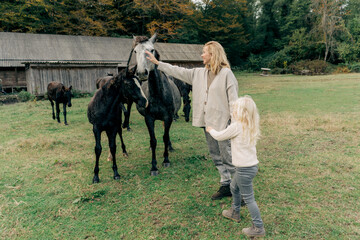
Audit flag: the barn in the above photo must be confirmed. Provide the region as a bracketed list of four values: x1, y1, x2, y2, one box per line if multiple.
[0, 32, 203, 95]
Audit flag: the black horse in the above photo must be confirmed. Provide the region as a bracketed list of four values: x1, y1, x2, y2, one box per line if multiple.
[133, 34, 181, 176]
[95, 75, 130, 162]
[97, 73, 135, 132]
[47, 82, 72, 125]
[88, 69, 148, 183]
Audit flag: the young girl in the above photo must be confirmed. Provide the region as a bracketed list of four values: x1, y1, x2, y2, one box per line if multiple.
[206, 95, 265, 238]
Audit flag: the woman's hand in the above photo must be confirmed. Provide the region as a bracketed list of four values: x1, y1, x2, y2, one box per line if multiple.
[206, 126, 213, 132]
[145, 50, 159, 65]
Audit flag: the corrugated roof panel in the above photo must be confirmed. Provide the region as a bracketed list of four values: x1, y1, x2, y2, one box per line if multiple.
[0, 32, 203, 67]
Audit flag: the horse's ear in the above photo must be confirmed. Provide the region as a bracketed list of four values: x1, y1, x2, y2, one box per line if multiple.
[149, 33, 157, 44]
[69, 86, 72, 90]
[62, 86, 65, 91]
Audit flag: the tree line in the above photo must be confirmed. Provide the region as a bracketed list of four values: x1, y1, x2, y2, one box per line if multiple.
[1, 0, 360, 71]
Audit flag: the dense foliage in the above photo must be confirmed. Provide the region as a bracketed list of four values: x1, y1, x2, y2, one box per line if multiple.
[1, 0, 359, 70]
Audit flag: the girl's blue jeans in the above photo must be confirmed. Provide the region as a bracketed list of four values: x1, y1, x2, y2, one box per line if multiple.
[231, 165, 264, 228]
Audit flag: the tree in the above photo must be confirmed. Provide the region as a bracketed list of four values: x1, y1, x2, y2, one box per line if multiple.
[131, 0, 195, 40]
[311, 0, 349, 62]
[249, 0, 280, 53]
[195, 0, 249, 65]
[276, 0, 312, 48]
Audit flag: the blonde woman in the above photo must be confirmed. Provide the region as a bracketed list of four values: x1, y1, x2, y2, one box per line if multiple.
[146, 41, 238, 200]
[206, 96, 265, 238]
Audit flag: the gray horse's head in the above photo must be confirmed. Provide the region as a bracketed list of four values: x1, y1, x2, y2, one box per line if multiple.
[133, 33, 157, 81]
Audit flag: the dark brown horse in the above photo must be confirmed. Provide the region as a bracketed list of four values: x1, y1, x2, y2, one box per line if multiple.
[170, 77, 192, 122]
[88, 69, 148, 183]
[47, 82, 72, 125]
[133, 34, 181, 176]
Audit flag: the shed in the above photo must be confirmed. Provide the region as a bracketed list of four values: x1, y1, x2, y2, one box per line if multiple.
[0, 32, 203, 94]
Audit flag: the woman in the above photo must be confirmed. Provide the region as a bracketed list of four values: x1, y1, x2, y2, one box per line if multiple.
[146, 41, 238, 200]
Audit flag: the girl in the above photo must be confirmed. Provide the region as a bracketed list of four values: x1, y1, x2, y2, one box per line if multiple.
[206, 95, 265, 238]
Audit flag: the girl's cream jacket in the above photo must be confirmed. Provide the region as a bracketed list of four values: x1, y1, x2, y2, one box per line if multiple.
[158, 61, 238, 131]
[209, 122, 259, 167]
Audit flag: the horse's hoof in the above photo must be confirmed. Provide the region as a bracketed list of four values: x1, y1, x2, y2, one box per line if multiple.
[64, 123, 68, 125]
[169, 148, 175, 152]
[127, 128, 131, 132]
[163, 162, 170, 167]
[92, 177, 100, 184]
[150, 170, 159, 176]
[123, 152, 129, 158]
[114, 175, 120, 180]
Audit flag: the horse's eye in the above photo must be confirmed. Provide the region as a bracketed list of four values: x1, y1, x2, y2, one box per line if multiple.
[150, 49, 154, 53]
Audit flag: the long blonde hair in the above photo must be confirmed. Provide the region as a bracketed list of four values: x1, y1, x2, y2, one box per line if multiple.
[205, 41, 230, 75]
[231, 95, 260, 145]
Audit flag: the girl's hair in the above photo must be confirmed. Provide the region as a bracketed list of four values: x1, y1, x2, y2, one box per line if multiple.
[231, 95, 260, 145]
[204, 41, 230, 75]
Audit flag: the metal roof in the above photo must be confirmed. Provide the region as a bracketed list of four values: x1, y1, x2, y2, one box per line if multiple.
[0, 32, 203, 67]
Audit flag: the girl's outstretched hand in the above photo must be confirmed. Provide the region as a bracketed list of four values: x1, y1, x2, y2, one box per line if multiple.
[145, 50, 159, 65]
[206, 126, 213, 132]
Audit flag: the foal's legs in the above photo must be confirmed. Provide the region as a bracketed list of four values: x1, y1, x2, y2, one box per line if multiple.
[117, 125, 128, 157]
[55, 102, 61, 123]
[63, 103, 68, 125]
[106, 129, 120, 180]
[49, 99, 55, 120]
[93, 126, 102, 183]
[145, 116, 158, 176]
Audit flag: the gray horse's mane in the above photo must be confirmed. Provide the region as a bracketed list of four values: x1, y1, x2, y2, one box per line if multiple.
[132, 36, 149, 48]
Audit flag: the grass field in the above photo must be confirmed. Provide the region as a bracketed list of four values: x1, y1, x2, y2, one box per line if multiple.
[0, 72, 359, 239]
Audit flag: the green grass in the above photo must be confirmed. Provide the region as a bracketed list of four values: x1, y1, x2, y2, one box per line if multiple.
[0, 72, 359, 239]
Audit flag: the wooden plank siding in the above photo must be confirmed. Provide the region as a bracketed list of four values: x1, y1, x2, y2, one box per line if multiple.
[26, 63, 118, 95]
[0, 67, 26, 88]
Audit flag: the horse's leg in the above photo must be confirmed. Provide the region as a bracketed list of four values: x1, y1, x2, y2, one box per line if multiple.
[122, 101, 133, 131]
[55, 101, 61, 123]
[63, 103, 68, 125]
[162, 117, 173, 167]
[93, 125, 102, 183]
[183, 93, 191, 122]
[145, 116, 158, 175]
[106, 128, 120, 180]
[117, 125, 128, 157]
[49, 99, 55, 120]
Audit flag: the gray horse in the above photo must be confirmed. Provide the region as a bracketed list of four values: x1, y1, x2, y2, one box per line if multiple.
[133, 34, 181, 176]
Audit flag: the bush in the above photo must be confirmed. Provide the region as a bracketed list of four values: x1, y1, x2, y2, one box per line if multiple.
[17, 90, 35, 102]
[289, 60, 331, 75]
[267, 49, 292, 69]
[334, 66, 351, 74]
[347, 62, 360, 73]
[271, 68, 288, 74]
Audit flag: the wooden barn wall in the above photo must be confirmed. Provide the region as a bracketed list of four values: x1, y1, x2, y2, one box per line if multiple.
[0, 67, 26, 88]
[26, 65, 118, 95]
